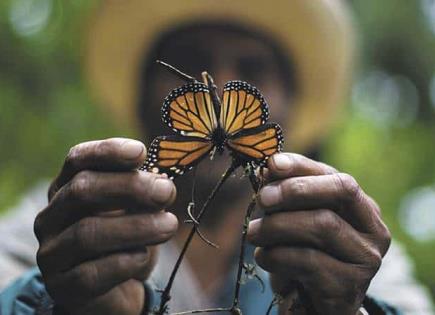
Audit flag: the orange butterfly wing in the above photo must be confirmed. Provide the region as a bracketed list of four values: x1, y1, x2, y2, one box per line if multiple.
[141, 136, 213, 179]
[226, 123, 283, 166]
[162, 82, 218, 138]
[219, 81, 269, 136]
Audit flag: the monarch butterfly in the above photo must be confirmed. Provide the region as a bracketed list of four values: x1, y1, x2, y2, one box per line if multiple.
[141, 61, 283, 179]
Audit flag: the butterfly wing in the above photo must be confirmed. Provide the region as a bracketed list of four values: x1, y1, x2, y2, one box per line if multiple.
[219, 81, 270, 136]
[162, 82, 218, 138]
[141, 136, 213, 179]
[227, 123, 283, 166]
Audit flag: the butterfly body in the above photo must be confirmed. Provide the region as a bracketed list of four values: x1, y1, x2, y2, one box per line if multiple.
[142, 78, 283, 179]
[210, 126, 227, 154]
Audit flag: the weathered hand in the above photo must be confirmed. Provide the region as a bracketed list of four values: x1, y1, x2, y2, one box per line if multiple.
[34, 138, 178, 315]
[247, 153, 391, 315]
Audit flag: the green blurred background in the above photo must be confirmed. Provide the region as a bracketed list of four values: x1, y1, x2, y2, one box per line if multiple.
[0, 0, 434, 300]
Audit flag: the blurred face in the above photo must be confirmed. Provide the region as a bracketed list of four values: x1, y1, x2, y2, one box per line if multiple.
[140, 26, 294, 226]
[145, 27, 294, 138]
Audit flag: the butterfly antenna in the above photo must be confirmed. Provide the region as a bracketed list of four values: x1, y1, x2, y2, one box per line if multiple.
[202, 71, 221, 116]
[156, 60, 197, 83]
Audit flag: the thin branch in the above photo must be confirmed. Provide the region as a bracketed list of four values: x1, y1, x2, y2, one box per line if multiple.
[232, 164, 261, 310]
[265, 293, 286, 315]
[265, 298, 275, 315]
[232, 194, 257, 309]
[157, 161, 239, 315]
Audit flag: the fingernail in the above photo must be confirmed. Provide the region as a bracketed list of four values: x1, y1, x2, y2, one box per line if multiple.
[259, 185, 281, 207]
[248, 219, 261, 241]
[272, 153, 292, 171]
[151, 178, 175, 205]
[121, 140, 145, 160]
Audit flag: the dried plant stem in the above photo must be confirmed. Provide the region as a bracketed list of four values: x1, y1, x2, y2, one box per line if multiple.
[265, 298, 275, 315]
[232, 194, 257, 310]
[232, 167, 261, 312]
[165, 165, 260, 315]
[158, 162, 239, 315]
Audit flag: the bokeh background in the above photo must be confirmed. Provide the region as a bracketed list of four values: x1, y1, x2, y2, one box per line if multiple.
[0, 0, 435, 300]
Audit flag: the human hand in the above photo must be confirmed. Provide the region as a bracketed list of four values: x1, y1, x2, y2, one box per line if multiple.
[34, 138, 178, 315]
[247, 153, 391, 315]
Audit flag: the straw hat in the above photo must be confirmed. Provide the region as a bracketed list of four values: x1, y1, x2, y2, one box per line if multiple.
[86, 0, 354, 152]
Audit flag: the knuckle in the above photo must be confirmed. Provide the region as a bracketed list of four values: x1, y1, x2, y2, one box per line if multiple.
[73, 218, 98, 254]
[33, 212, 44, 240]
[314, 210, 343, 237]
[128, 172, 153, 207]
[303, 248, 318, 269]
[48, 181, 59, 201]
[69, 171, 93, 201]
[285, 177, 307, 197]
[283, 153, 298, 171]
[287, 153, 304, 166]
[36, 247, 49, 271]
[65, 144, 82, 170]
[378, 224, 392, 255]
[318, 161, 338, 174]
[70, 264, 99, 295]
[366, 250, 383, 273]
[335, 173, 362, 201]
[132, 171, 149, 196]
[358, 243, 383, 272]
[95, 139, 113, 156]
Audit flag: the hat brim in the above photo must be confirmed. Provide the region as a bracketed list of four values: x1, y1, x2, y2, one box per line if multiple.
[86, 0, 354, 152]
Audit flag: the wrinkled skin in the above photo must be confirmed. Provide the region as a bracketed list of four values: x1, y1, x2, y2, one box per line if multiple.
[34, 138, 178, 315]
[248, 153, 391, 314]
[34, 139, 390, 315]
[34, 28, 391, 315]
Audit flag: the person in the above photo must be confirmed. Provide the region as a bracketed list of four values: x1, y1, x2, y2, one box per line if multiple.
[0, 0, 434, 314]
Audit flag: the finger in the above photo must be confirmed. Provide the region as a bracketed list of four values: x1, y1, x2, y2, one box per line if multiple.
[38, 212, 178, 272]
[258, 172, 381, 233]
[68, 280, 145, 315]
[265, 153, 337, 181]
[46, 251, 149, 305]
[35, 171, 176, 238]
[248, 210, 382, 264]
[255, 247, 372, 314]
[255, 247, 349, 288]
[49, 138, 146, 199]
